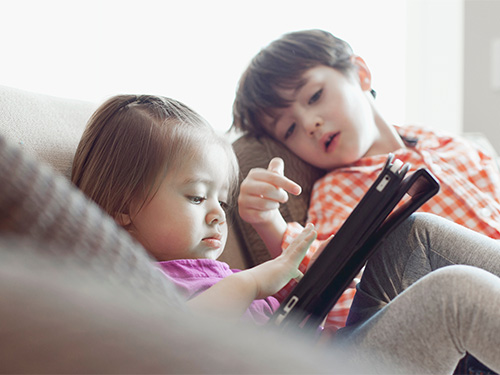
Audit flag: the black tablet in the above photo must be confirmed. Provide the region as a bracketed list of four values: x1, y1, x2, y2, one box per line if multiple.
[268, 154, 440, 332]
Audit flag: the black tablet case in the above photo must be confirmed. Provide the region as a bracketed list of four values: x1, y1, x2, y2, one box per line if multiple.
[268, 154, 440, 332]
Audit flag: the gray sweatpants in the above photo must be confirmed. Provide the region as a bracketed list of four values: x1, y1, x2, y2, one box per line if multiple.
[336, 212, 500, 374]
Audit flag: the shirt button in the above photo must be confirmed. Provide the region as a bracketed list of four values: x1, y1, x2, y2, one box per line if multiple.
[480, 207, 492, 218]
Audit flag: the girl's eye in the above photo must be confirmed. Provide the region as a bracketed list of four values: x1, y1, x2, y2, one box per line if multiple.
[284, 123, 296, 140]
[308, 89, 323, 105]
[189, 196, 206, 204]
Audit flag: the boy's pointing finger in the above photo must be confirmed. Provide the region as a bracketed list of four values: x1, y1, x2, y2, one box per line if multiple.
[267, 157, 301, 196]
[268, 157, 285, 175]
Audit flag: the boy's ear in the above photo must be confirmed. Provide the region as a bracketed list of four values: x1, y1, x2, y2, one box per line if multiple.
[351, 55, 372, 91]
[115, 213, 132, 227]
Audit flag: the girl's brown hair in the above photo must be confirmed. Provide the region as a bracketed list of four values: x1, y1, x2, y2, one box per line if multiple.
[71, 95, 238, 224]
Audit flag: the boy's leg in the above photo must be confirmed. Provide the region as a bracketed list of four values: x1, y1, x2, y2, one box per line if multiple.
[348, 212, 500, 325]
[337, 265, 500, 374]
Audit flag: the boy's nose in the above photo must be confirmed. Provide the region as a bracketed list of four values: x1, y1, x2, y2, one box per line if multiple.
[308, 122, 322, 136]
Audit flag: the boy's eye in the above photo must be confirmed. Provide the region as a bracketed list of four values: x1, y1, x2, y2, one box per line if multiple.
[308, 89, 323, 105]
[284, 123, 296, 140]
[219, 201, 230, 212]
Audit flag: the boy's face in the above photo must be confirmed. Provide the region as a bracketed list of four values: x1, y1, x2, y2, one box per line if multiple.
[264, 64, 382, 170]
[128, 143, 230, 262]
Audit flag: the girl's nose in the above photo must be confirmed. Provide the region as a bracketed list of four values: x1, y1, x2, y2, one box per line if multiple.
[207, 204, 226, 226]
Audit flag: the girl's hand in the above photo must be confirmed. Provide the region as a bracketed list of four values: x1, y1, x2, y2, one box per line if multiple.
[308, 234, 333, 270]
[238, 157, 302, 226]
[247, 223, 317, 299]
[187, 224, 316, 320]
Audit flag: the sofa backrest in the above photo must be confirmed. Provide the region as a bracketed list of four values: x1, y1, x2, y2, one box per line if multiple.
[0, 85, 97, 179]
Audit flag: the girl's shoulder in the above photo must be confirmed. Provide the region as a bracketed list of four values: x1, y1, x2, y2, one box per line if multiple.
[157, 258, 234, 279]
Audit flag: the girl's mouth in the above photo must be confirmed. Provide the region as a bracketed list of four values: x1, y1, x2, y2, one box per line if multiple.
[202, 238, 223, 249]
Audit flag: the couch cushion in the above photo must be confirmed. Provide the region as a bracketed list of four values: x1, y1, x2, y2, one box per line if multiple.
[231, 134, 325, 266]
[0, 85, 97, 179]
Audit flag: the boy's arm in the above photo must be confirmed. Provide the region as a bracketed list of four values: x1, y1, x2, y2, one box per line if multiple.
[187, 224, 316, 320]
[238, 157, 302, 258]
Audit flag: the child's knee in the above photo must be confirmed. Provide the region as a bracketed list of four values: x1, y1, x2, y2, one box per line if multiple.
[387, 212, 435, 243]
[423, 265, 498, 297]
[407, 212, 444, 235]
[399, 212, 456, 250]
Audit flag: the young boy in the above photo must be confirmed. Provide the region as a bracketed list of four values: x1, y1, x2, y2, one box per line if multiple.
[232, 29, 500, 330]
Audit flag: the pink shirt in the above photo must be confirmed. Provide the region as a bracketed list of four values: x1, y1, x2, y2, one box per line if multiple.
[157, 258, 280, 325]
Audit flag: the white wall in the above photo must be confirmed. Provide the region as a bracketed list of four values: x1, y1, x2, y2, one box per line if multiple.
[4, 0, 482, 143]
[464, 0, 500, 153]
[0, 0, 407, 134]
[405, 0, 464, 135]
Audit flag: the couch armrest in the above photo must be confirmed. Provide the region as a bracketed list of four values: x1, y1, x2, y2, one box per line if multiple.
[0, 85, 97, 179]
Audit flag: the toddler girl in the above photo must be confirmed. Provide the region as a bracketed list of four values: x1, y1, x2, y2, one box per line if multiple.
[71, 94, 317, 322]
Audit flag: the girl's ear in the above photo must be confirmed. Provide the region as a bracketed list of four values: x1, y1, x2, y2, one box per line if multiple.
[351, 55, 372, 91]
[115, 213, 132, 227]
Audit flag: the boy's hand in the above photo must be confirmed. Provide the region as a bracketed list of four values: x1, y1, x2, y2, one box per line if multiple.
[247, 223, 317, 299]
[238, 157, 302, 226]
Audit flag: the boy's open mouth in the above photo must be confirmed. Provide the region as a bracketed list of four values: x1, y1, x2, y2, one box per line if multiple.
[324, 132, 340, 151]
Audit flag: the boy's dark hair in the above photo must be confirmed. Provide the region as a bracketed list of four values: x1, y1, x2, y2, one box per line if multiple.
[232, 29, 357, 138]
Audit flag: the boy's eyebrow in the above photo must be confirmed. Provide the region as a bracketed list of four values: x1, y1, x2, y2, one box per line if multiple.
[268, 114, 281, 130]
[266, 81, 306, 130]
[264, 105, 288, 131]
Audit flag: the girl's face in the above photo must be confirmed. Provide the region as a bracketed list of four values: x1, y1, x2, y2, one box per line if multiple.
[128, 143, 231, 261]
[265, 63, 383, 171]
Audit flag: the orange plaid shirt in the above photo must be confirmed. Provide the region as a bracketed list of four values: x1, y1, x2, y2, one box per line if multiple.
[276, 125, 500, 332]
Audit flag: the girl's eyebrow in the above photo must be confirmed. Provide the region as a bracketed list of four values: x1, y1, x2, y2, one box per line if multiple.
[182, 176, 230, 191]
[181, 177, 211, 186]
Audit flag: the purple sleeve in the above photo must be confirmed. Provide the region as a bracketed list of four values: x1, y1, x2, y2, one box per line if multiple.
[157, 259, 281, 325]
